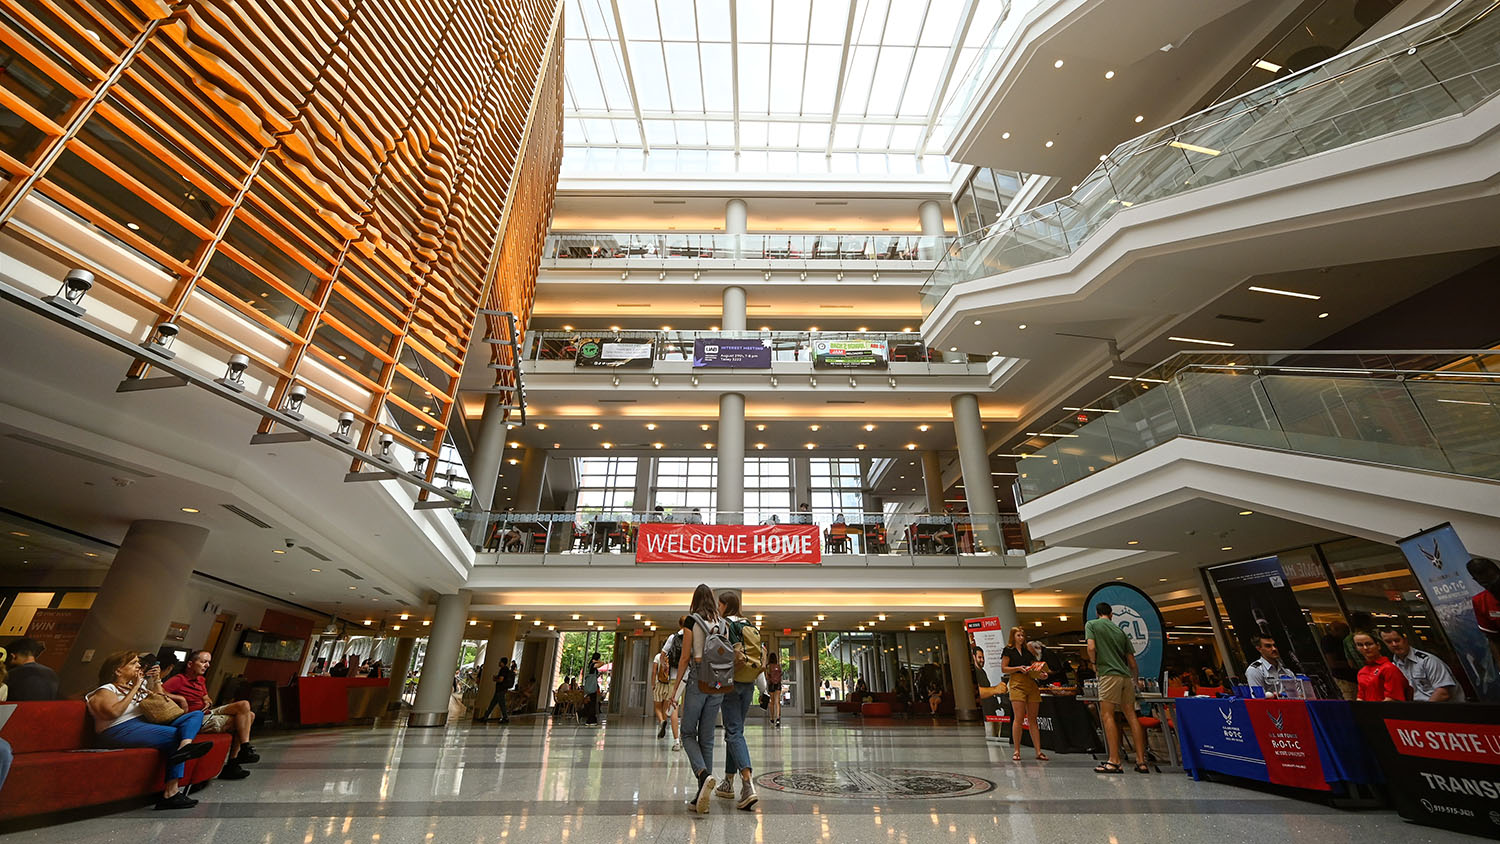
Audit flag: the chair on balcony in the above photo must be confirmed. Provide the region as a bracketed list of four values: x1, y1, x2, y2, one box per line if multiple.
[827, 523, 850, 553]
[571, 522, 590, 551]
[527, 524, 549, 551]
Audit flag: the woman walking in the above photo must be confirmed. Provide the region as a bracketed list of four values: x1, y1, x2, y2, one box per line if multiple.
[765, 651, 783, 727]
[582, 652, 603, 725]
[1001, 626, 1049, 761]
[671, 584, 728, 814]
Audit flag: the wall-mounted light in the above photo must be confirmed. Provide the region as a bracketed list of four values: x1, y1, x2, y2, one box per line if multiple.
[375, 432, 395, 462]
[809, 376, 817, 387]
[887, 377, 897, 388]
[690, 375, 699, 386]
[848, 376, 857, 388]
[215, 353, 250, 392]
[281, 384, 308, 421]
[769, 375, 778, 387]
[658, 271, 666, 280]
[798, 271, 807, 281]
[142, 322, 179, 359]
[763, 271, 771, 281]
[871, 271, 879, 282]
[835, 271, 843, 281]
[621, 270, 629, 280]
[412, 453, 429, 475]
[692, 270, 700, 280]
[651, 375, 660, 386]
[44, 269, 94, 316]
[611, 374, 620, 387]
[332, 411, 355, 443]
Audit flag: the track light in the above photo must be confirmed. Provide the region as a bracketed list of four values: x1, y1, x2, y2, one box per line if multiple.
[141, 321, 179, 359]
[332, 411, 355, 443]
[611, 374, 620, 387]
[691, 375, 699, 386]
[281, 384, 308, 421]
[215, 353, 250, 392]
[848, 376, 857, 388]
[413, 453, 429, 475]
[651, 375, 660, 386]
[809, 376, 817, 387]
[375, 432, 395, 462]
[769, 375, 778, 387]
[45, 269, 94, 316]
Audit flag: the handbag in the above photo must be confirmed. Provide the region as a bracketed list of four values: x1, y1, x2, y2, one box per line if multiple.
[139, 691, 185, 725]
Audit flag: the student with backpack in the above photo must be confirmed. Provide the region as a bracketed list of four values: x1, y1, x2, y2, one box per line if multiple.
[713, 590, 762, 810]
[669, 583, 733, 814]
[653, 630, 684, 750]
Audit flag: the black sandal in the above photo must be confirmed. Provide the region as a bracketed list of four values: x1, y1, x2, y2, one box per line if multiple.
[1094, 762, 1124, 773]
[1134, 763, 1151, 774]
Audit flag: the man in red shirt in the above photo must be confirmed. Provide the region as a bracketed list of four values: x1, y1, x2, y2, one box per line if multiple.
[1468, 557, 1500, 669]
[163, 651, 259, 779]
[1352, 630, 1411, 701]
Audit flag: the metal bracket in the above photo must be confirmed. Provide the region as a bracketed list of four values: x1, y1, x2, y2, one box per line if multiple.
[344, 470, 398, 483]
[116, 375, 188, 392]
[414, 498, 462, 510]
[249, 431, 312, 445]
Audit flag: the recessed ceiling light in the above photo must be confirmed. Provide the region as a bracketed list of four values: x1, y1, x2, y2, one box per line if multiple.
[609, 325, 621, 331]
[1104, 70, 1115, 79]
[272, 549, 286, 554]
[1135, 115, 1145, 124]
[646, 423, 657, 430]
[1159, 578, 1168, 582]
[601, 442, 613, 449]
[863, 424, 876, 431]
[180, 507, 199, 513]
[1221, 546, 1233, 551]
[755, 424, 767, 431]
[918, 424, 930, 432]
[1001, 132, 1011, 139]
[1168, 336, 1234, 347]
[1127, 540, 1140, 545]
[590, 423, 601, 430]
[949, 346, 958, 352]
[1034, 620, 1043, 627]
[1239, 510, 1253, 516]
[905, 443, 917, 450]
[809, 424, 820, 431]
[973, 319, 982, 325]
[1253, 59, 1283, 73]
[1018, 324, 1027, 330]
[703, 442, 714, 449]
[805, 443, 816, 449]
[700, 424, 711, 431]
[562, 324, 574, 331]
[1044, 140, 1054, 148]
[652, 442, 663, 449]
[349, 585, 357, 590]
[311, 568, 321, 573]
[1053, 59, 1064, 68]
[1317, 312, 1330, 319]
[126, 221, 141, 231]
[755, 442, 766, 450]
[1248, 285, 1321, 300]
[760, 326, 771, 331]
[661, 325, 671, 330]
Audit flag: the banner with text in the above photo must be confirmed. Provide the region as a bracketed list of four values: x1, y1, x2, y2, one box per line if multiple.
[1207, 556, 1337, 698]
[1396, 523, 1500, 701]
[635, 523, 820, 564]
[1353, 701, 1500, 837]
[965, 617, 1009, 722]
[812, 338, 889, 369]
[1082, 582, 1166, 687]
[574, 338, 655, 369]
[1244, 699, 1331, 791]
[693, 338, 771, 368]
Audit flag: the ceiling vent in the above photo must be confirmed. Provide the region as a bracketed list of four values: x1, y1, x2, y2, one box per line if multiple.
[814, 200, 849, 205]
[302, 546, 332, 561]
[598, 398, 638, 403]
[1214, 313, 1264, 324]
[339, 568, 364, 580]
[374, 587, 392, 595]
[652, 199, 687, 205]
[826, 399, 867, 404]
[221, 504, 272, 529]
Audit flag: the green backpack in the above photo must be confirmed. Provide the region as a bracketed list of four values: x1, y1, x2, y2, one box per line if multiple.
[728, 617, 765, 683]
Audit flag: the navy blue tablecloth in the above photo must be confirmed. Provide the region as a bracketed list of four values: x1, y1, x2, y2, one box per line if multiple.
[1175, 697, 1380, 791]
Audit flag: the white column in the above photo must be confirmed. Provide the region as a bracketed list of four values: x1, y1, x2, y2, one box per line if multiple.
[633, 456, 653, 515]
[921, 450, 945, 512]
[721, 285, 747, 331]
[717, 392, 745, 524]
[475, 620, 519, 715]
[982, 589, 1019, 633]
[918, 200, 945, 260]
[385, 636, 416, 710]
[952, 393, 1000, 553]
[793, 456, 812, 514]
[466, 394, 508, 545]
[409, 592, 472, 727]
[726, 198, 748, 260]
[945, 621, 980, 721]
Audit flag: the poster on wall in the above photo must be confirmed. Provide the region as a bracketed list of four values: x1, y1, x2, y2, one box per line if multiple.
[811, 338, 889, 369]
[964, 617, 1009, 722]
[1206, 556, 1336, 697]
[1353, 701, 1500, 837]
[1082, 582, 1166, 686]
[573, 337, 655, 368]
[1397, 523, 1500, 701]
[693, 338, 771, 368]
[24, 608, 88, 671]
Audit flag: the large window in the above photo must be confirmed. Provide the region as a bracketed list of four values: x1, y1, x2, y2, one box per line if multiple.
[744, 457, 792, 524]
[655, 457, 717, 520]
[810, 458, 865, 523]
[575, 457, 639, 517]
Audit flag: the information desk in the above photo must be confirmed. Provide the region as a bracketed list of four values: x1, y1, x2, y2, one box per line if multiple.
[294, 677, 390, 726]
[994, 694, 1103, 754]
[1175, 698, 1379, 793]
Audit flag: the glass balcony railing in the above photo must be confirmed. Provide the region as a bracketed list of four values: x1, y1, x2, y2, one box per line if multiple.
[922, 0, 1500, 314]
[1014, 350, 1500, 503]
[524, 329, 990, 371]
[544, 233, 945, 265]
[455, 509, 1031, 565]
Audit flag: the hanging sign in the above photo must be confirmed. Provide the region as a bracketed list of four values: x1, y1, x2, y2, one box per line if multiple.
[635, 523, 820, 564]
[1082, 581, 1166, 686]
[1396, 523, 1500, 701]
[812, 338, 889, 369]
[693, 338, 771, 368]
[574, 338, 655, 368]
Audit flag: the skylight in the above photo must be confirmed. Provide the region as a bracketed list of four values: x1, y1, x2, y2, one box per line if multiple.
[562, 0, 1021, 169]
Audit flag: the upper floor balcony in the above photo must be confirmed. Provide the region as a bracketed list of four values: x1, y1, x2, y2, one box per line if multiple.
[543, 233, 944, 272]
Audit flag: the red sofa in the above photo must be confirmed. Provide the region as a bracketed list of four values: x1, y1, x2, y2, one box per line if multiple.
[0, 701, 230, 821]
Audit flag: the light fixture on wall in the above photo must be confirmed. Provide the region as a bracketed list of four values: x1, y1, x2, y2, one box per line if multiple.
[611, 375, 620, 387]
[332, 411, 355, 443]
[691, 375, 700, 386]
[692, 270, 700, 280]
[375, 432, 395, 462]
[215, 353, 250, 392]
[44, 269, 95, 316]
[763, 271, 771, 281]
[280, 384, 308, 421]
[658, 271, 666, 280]
[651, 375, 659, 386]
[887, 376, 897, 388]
[142, 322, 179, 359]
[620, 270, 629, 280]
[809, 376, 817, 387]
[798, 271, 807, 281]
[412, 453, 429, 475]
[835, 271, 843, 281]
[848, 376, 857, 388]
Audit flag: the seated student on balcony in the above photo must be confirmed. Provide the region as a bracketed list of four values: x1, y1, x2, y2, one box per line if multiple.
[86, 651, 215, 810]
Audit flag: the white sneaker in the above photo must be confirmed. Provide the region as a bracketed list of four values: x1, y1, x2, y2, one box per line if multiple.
[672, 739, 682, 751]
[695, 776, 716, 814]
[737, 780, 759, 810]
[714, 779, 736, 799]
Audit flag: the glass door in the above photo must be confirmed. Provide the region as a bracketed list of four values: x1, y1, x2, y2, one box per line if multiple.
[620, 637, 652, 718]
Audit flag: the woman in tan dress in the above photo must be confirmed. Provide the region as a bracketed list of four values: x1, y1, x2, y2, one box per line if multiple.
[1001, 626, 1049, 762]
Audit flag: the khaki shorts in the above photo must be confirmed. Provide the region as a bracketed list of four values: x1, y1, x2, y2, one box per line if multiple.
[201, 704, 235, 734]
[1097, 674, 1135, 709]
[652, 679, 682, 703]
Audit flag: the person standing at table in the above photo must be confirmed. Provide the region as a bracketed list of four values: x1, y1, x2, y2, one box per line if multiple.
[1001, 627, 1048, 762]
[1353, 630, 1411, 701]
[1381, 628, 1464, 702]
[1086, 602, 1149, 774]
[1244, 635, 1293, 697]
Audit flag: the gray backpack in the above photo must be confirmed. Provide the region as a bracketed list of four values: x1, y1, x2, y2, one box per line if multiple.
[692, 613, 735, 694]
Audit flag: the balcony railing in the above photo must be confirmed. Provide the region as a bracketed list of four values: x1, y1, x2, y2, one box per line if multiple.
[544, 233, 945, 266]
[922, 0, 1500, 314]
[456, 510, 1031, 566]
[524, 329, 989, 372]
[1014, 350, 1500, 503]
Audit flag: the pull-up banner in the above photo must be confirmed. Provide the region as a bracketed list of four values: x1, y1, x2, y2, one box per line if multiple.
[1396, 523, 1500, 701]
[635, 523, 821, 564]
[1082, 582, 1166, 688]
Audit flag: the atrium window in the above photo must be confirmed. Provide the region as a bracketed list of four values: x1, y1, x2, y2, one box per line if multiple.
[655, 457, 716, 520]
[433, 438, 472, 501]
[575, 456, 639, 517]
[810, 457, 864, 523]
[744, 457, 792, 524]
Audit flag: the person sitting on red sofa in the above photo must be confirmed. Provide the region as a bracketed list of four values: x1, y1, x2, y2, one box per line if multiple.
[163, 650, 259, 779]
[86, 650, 214, 810]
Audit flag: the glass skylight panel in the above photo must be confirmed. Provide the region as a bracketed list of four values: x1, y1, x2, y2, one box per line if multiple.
[592, 41, 633, 111]
[919, 1, 960, 47]
[900, 47, 946, 116]
[882, 0, 925, 47]
[699, 43, 734, 107]
[630, 41, 674, 111]
[853, 0, 891, 45]
[612, 119, 642, 145]
[736, 0, 771, 42]
[842, 44, 879, 116]
[740, 120, 770, 147]
[696, 0, 731, 40]
[808, 0, 851, 44]
[803, 45, 840, 115]
[868, 46, 912, 117]
[675, 120, 708, 145]
[663, 42, 704, 111]
[705, 120, 736, 146]
[643, 119, 678, 146]
[617, 0, 661, 39]
[657, 0, 699, 40]
[770, 43, 807, 109]
[738, 43, 771, 114]
[798, 122, 830, 148]
[583, 118, 617, 143]
[772, 0, 812, 42]
[767, 121, 799, 148]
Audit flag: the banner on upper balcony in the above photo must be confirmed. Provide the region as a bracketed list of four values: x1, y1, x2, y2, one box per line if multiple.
[811, 338, 889, 369]
[574, 338, 654, 368]
[693, 338, 771, 368]
[635, 523, 820, 564]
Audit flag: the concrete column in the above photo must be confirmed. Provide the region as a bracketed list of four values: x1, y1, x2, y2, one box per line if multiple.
[385, 636, 416, 710]
[920, 450, 945, 513]
[918, 200, 945, 262]
[952, 393, 1000, 553]
[409, 592, 472, 727]
[982, 589, 1019, 634]
[721, 285, 747, 331]
[633, 456, 653, 514]
[516, 447, 547, 511]
[792, 456, 812, 514]
[717, 392, 745, 524]
[466, 394, 509, 545]
[474, 620, 519, 715]
[58, 520, 208, 696]
[944, 620, 980, 721]
[726, 198, 748, 260]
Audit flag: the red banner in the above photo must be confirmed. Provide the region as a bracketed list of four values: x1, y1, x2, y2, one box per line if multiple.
[1383, 718, 1500, 764]
[635, 523, 820, 564]
[1244, 700, 1330, 791]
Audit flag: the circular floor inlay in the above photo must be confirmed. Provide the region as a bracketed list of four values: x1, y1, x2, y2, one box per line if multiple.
[756, 767, 995, 799]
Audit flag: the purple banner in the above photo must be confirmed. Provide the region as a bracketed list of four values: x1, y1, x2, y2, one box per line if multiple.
[693, 338, 770, 368]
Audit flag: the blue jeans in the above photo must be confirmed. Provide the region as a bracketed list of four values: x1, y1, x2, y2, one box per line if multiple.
[680, 683, 724, 778]
[722, 681, 755, 776]
[99, 711, 205, 781]
[0, 737, 11, 793]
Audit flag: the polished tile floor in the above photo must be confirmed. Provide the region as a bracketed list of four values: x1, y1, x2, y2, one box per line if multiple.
[3, 713, 1468, 843]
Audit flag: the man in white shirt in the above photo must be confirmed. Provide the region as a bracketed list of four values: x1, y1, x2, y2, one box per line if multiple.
[1244, 635, 1290, 697]
[1381, 628, 1464, 702]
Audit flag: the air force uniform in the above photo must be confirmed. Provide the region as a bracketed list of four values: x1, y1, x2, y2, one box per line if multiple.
[1392, 648, 1465, 702]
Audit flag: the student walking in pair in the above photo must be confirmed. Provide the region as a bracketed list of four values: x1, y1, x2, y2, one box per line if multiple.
[713, 591, 762, 810]
[670, 583, 735, 814]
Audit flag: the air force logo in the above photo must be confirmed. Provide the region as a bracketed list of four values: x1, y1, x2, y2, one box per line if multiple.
[1420, 541, 1443, 570]
[1219, 707, 1234, 724]
[1269, 709, 1285, 731]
